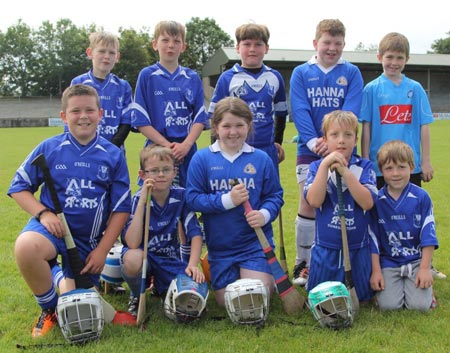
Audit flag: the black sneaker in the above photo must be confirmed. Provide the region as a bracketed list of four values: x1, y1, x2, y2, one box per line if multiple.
[128, 296, 139, 317]
[293, 261, 308, 286]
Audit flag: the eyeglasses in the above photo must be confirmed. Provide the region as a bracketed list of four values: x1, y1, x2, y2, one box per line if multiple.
[143, 167, 175, 176]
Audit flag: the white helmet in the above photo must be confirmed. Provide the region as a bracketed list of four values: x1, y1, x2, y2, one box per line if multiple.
[100, 244, 123, 285]
[308, 281, 353, 330]
[224, 278, 269, 325]
[164, 274, 209, 323]
[57, 289, 104, 344]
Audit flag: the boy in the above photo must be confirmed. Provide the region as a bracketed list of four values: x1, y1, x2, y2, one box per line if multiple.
[131, 20, 209, 188]
[120, 144, 204, 317]
[360, 32, 434, 189]
[290, 19, 364, 285]
[70, 31, 133, 153]
[304, 110, 377, 302]
[8, 84, 131, 338]
[370, 140, 438, 311]
[208, 23, 288, 171]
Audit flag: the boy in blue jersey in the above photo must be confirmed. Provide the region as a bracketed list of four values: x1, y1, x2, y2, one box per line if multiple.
[186, 97, 284, 306]
[8, 84, 132, 338]
[304, 110, 377, 302]
[131, 20, 208, 188]
[370, 140, 438, 311]
[70, 31, 133, 153]
[290, 19, 364, 286]
[120, 144, 204, 317]
[208, 23, 288, 171]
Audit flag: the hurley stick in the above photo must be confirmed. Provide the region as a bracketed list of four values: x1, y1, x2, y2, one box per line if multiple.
[278, 209, 288, 274]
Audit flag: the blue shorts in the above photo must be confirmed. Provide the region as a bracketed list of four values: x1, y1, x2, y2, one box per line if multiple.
[307, 244, 374, 302]
[209, 249, 271, 291]
[22, 218, 100, 286]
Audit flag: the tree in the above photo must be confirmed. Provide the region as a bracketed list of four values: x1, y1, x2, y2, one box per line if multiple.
[0, 20, 36, 95]
[115, 27, 155, 90]
[182, 17, 234, 75]
[431, 32, 450, 54]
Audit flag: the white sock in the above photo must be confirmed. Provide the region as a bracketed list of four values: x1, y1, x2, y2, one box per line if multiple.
[295, 215, 315, 267]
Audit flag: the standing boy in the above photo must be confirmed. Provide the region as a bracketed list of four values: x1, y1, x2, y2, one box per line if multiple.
[370, 140, 438, 311]
[8, 84, 131, 338]
[304, 110, 377, 302]
[290, 19, 363, 285]
[71, 31, 133, 153]
[131, 20, 209, 188]
[208, 23, 288, 170]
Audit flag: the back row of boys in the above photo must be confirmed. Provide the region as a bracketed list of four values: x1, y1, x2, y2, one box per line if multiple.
[9, 18, 439, 338]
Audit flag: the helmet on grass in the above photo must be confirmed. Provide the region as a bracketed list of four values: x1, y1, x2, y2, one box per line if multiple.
[164, 274, 209, 323]
[224, 278, 269, 325]
[56, 289, 104, 344]
[308, 281, 353, 330]
[100, 243, 123, 285]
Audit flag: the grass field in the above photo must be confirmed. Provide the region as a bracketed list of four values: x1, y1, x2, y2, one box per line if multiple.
[0, 121, 449, 352]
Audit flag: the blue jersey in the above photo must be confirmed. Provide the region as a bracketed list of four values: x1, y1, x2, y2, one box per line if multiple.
[370, 183, 439, 268]
[290, 57, 363, 163]
[121, 186, 202, 260]
[304, 155, 377, 250]
[131, 62, 208, 142]
[208, 63, 288, 148]
[8, 132, 132, 256]
[70, 70, 133, 146]
[359, 74, 434, 176]
[186, 142, 284, 259]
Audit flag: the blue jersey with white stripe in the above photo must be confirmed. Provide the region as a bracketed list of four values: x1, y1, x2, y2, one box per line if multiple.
[208, 63, 288, 148]
[290, 57, 363, 161]
[304, 155, 377, 250]
[70, 70, 133, 145]
[131, 62, 208, 142]
[186, 142, 283, 259]
[121, 186, 202, 260]
[8, 132, 131, 255]
[369, 183, 439, 268]
[359, 74, 434, 176]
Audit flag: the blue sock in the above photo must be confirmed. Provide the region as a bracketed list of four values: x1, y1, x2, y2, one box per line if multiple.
[51, 264, 64, 289]
[34, 286, 58, 311]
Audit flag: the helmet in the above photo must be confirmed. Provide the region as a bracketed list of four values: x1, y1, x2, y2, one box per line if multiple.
[200, 251, 211, 283]
[308, 281, 353, 330]
[100, 244, 123, 285]
[224, 278, 269, 325]
[57, 289, 104, 344]
[164, 274, 209, 323]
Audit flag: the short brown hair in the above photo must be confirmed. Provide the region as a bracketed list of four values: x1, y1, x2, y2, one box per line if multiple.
[315, 19, 346, 41]
[322, 110, 358, 137]
[61, 84, 100, 112]
[378, 32, 410, 57]
[377, 140, 415, 171]
[211, 97, 253, 140]
[235, 23, 270, 45]
[139, 144, 176, 170]
[153, 20, 186, 43]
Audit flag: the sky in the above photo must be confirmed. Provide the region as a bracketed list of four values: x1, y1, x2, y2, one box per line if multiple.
[1, 0, 448, 54]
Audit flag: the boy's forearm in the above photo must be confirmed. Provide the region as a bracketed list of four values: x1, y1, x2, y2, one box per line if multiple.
[340, 169, 374, 210]
[98, 212, 130, 255]
[184, 123, 205, 147]
[419, 246, 434, 270]
[361, 122, 371, 159]
[188, 235, 203, 267]
[138, 125, 171, 147]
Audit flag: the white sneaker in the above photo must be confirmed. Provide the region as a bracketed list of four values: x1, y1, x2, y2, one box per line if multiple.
[292, 261, 309, 286]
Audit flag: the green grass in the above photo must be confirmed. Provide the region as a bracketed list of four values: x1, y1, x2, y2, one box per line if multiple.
[1, 121, 449, 352]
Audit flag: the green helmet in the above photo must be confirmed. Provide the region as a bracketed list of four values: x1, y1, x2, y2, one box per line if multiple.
[308, 281, 353, 330]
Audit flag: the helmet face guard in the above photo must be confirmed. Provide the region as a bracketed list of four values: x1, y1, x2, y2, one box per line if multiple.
[164, 274, 209, 323]
[100, 244, 123, 285]
[224, 278, 269, 325]
[308, 281, 353, 330]
[57, 289, 104, 344]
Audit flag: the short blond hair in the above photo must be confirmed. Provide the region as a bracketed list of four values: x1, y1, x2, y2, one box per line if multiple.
[88, 31, 119, 50]
[153, 21, 186, 43]
[139, 144, 176, 170]
[378, 32, 410, 57]
[61, 84, 100, 112]
[235, 23, 270, 45]
[377, 140, 415, 171]
[315, 19, 345, 41]
[322, 110, 358, 137]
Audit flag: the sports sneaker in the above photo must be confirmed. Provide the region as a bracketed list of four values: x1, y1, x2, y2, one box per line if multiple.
[293, 261, 309, 286]
[31, 308, 57, 338]
[431, 266, 447, 279]
[128, 296, 139, 317]
[431, 291, 438, 310]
